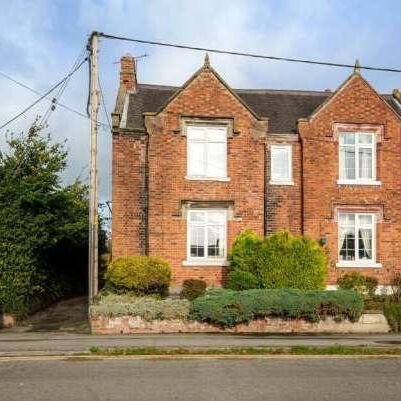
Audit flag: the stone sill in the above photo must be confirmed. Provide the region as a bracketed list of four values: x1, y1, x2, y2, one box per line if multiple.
[269, 180, 294, 186]
[336, 262, 382, 268]
[337, 180, 381, 186]
[185, 176, 231, 182]
[182, 260, 229, 267]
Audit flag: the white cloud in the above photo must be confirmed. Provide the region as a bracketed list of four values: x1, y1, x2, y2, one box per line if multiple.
[1, 0, 399, 208]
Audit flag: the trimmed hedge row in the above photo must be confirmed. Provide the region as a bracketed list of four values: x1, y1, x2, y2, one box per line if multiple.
[90, 294, 190, 321]
[191, 288, 364, 327]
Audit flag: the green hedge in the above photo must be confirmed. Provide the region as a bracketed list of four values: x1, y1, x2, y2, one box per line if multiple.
[337, 272, 378, 296]
[383, 303, 401, 333]
[228, 231, 327, 290]
[191, 289, 364, 327]
[90, 293, 190, 321]
[181, 279, 207, 301]
[104, 256, 171, 296]
[227, 270, 259, 291]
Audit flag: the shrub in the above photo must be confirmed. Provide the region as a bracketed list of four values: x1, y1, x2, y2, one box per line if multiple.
[227, 270, 259, 291]
[90, 293, 190, 321]
[229, 230, 327, 290]
[190, 288, 364, 327]
[383, 303, 401, 333]
[363, 295, 388, 311]
[181, 279, 207, 301]
[337, 272, 378, 296]
[230, 230, 262, 273]
[104, 256, 171, 296]
[390, 275, 401, 303]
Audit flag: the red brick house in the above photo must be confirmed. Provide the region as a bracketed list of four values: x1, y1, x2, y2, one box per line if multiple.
[111, 54, 401, 291]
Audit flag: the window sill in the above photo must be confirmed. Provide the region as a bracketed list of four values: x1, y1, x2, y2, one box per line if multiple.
[182, 260, 229, 267]
[185, 176, 231, 182]
[336, 262, 382, 269]
[269, 180, 294, 186]
[337, 180, 381, 186]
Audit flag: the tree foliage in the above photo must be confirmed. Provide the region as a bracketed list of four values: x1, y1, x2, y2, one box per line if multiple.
[0, 122, 90, 317]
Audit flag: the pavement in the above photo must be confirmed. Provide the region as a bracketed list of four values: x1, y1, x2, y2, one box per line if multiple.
[1, 357, 401, 401]
[1, 330, 401, 357]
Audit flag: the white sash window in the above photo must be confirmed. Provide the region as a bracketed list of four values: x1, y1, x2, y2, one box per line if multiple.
[339, 133, 377, 184]
[187, 126, 227, 180]
[270, 145, 293, 185]
[187, 209, 227, 264]
[337, 212, 381, 267]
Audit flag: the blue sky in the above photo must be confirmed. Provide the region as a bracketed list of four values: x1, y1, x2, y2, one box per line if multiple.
[1, 0, 400, 209]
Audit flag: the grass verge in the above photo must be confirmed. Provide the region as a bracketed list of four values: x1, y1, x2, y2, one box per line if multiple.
[86, 345, 401, 357]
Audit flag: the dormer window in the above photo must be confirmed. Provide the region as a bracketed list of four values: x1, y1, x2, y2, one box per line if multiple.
[338, 132, 380, 185]
[186, 125, 228, 181]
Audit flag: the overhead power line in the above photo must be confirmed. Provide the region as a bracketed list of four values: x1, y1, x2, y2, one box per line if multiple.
[0, 66, 108, 129]
[0, 71, 85, 119]
[39, 45, 87, 126]
[99, 32, 401, 74]
[0, 57, 88, 131]
[98, 76, 112, 131]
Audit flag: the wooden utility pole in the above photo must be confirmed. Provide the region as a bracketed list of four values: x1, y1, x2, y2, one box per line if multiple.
[88, 31, 99, 301]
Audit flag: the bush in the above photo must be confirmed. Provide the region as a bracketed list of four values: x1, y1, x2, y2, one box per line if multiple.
[90, 293, 190, 321]
[363, 295, 388, 311]
[181, 279, 207, 301]
[390, 275, 401, 303]
[383, 303, 401, 333]
[104, 256, 171, 296]
[229, 230, 327, 290]
[337, 272, 378, 296]
[230, 230, 262, 273]
[190, 288, 364, 327]
[227, 270, 259, 291]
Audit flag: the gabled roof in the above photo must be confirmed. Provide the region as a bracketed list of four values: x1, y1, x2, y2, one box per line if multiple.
[308, 72, 401, 122]
[124, 78, 401, 134]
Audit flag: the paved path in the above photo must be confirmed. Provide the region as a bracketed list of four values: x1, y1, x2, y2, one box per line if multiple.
[1, 357, 401, 400]
[1, 331, 401, 356]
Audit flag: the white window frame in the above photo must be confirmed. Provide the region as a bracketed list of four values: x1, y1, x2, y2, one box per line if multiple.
[183, 209, 228, 266]
[337, 132, 381, 185]
[186, 125, 229, 181]
[270, 145, 293, 185]
[336, 212, 382, 268]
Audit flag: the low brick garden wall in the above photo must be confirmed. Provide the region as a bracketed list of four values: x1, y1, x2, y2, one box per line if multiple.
[91, 313, 390, 335]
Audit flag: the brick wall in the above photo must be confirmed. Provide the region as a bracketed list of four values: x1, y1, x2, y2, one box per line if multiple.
[146, 67, 266, 286]
[112, 133, 147, 258]
[112, 64, 401, 288]
[265, 137, 302, 235]
[299, 73, 401, 285]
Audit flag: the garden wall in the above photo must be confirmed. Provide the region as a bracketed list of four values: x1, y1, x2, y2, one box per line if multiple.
[91, 313, 390, 335]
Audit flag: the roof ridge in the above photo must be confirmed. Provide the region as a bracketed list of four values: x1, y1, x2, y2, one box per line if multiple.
[136, 83, 331, 96]
[136, 82, 394, 97]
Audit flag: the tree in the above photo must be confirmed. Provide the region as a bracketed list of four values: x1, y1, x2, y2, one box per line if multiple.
[0, 122, 90, 317]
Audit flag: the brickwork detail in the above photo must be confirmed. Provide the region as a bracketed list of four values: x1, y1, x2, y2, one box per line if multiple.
[299, 74, 401, 285]
[112, 64, 401, 287]
[112, 134, 147, 257]
[91, 313, 390, 334]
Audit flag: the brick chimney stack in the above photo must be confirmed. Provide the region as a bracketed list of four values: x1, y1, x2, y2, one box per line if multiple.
[120, 54, 137, 92]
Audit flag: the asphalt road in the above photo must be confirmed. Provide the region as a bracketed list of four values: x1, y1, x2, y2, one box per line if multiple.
[1, 357, 401, 401]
